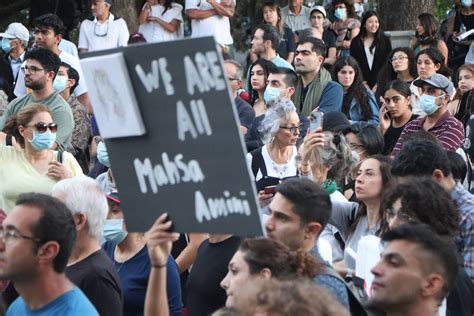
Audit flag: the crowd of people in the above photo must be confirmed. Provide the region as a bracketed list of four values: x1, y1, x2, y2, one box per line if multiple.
[0, 0, 473, 315]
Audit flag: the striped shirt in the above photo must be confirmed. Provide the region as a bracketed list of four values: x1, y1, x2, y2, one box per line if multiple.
[391, 110, 465, 156]
[451, 182, 474, 280]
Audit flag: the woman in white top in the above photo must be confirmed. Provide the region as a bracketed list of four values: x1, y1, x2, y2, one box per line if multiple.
[247, 97, 300, 194]
[138, 0, 184, 43]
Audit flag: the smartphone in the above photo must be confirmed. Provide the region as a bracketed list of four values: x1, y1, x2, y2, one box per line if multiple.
[310, 111, 324, 132]
[264, 185, 277, 196]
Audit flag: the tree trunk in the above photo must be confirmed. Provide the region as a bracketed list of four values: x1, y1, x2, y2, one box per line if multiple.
[378, 0, 436, 31]
[111, 0, 139, 33]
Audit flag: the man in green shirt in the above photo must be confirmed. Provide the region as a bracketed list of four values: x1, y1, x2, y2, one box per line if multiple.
[0, 47, 73, 150]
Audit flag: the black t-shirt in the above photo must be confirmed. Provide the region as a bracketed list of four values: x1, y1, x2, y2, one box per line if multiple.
[276, 26, 296, 61]
[186, 236, 241, 316]
[446, 262, 474, 316]
[65, 249, 123, 316]
[323, 29, 337, 49]
[382, 114, 418, 155]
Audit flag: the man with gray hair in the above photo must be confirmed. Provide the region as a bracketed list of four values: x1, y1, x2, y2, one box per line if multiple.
[52, 176, 123, 316]
[224, 59, 255, 134]
[0, 22, 29, 96]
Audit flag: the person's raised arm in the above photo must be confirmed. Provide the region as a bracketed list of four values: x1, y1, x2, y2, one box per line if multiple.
[144, 213, 180, 316]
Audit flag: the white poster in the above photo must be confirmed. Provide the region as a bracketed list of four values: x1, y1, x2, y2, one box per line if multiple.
[80, 52, 146, 138]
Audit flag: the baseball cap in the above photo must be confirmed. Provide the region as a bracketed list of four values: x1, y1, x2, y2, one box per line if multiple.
[106, 189, 120, 204]
[310, 6, 327, 19]
[413, 74, 455, 97]
[0, 23, 30, 42]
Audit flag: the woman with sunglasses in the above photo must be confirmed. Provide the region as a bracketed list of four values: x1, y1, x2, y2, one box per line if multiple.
[247, 97, 300, 197]
[0, 104, 83, 214]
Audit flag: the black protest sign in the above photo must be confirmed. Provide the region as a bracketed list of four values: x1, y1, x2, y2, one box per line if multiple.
[81, 37, 263, 236]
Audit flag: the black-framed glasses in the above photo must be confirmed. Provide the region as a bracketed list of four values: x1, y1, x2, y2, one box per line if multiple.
[94, 19, 109, 37]
[386, 208, 412, 224]
[390, 56, 408, 63]
[279, 123, 302, 134]
[27, 122, 58, 133]
[0, 228, 41, 244]
[20, 65, 46, 74]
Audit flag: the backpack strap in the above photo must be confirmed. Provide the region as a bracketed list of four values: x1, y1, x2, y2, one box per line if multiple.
[318, 265, 368, 316]
[57, 150, 64, 164]
[5, 135, 12, 146]
[250, 147, 268, 178]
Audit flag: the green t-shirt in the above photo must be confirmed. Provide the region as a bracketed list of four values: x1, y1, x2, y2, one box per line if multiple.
[0, 92, 74, 151]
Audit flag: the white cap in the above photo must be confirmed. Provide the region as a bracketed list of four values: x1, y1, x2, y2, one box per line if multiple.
[0, 23, 30, 42]
[311, 6, 327, 19]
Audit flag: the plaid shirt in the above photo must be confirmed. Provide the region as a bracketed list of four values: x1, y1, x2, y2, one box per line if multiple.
[451, 182, 474, 280]
[391, 110, 465, 156]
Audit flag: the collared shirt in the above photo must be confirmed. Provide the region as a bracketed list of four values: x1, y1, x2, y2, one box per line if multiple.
[451, 182, 474, 280]
[8, 51, 25, 84]
[271, 54, 294, 70]
[282, 5, 311, 32]
[78, 13, 129, 52]
[391, 110, 465, 156]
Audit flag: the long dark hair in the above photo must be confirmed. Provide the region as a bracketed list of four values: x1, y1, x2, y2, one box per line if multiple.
[262, 1, 284, 34]
[332, 56, 373, 120]
[414, 13, 440, 47]
[384, 80, 413, 110]
[248, 58, 277, 105]
[359, 10, 387, 54]
[349, 155, 394, 236]
[161, 0, 173, 15]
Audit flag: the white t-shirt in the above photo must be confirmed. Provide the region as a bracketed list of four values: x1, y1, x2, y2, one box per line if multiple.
[139, 3, 184, 43]
[14, 51, 88, 98]
[185, 0, 234, 45]
[78, 13, 129, 52]
[58, 39, 79, 57]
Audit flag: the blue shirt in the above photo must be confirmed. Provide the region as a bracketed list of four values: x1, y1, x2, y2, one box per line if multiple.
[348, 89, 380, 125]
[271, 54, 294, 71]
[7, 287, 98, 316]
[318, 81, 344, 114]
[103, 242, 183, 316]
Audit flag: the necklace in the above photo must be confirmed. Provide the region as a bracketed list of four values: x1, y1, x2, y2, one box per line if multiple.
[268, 146, 293, 178]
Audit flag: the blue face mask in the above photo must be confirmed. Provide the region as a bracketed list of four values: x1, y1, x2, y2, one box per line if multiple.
[419, 94, 444, 115]
[53, 75, 68, 92]
[103, 219, 128, 244]
[263, 86, 282, 105]
[462, 0, 472, 8]
[1, 38, 11, 54]
[97, 141, 110, 167]
[29, 130, 56, 151]
[334, 8, 347, 20]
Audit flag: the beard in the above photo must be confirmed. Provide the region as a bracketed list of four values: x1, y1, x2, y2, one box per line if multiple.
[25, 76, 47, 91]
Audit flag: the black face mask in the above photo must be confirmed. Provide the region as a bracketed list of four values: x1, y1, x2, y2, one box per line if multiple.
[419, 34, 435, 45]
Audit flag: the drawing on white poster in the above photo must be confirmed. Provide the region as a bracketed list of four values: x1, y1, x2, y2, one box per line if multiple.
[80, 52, 146, 138]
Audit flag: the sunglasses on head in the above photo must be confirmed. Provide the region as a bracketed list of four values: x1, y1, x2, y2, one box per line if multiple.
[28, 122, 58, 133]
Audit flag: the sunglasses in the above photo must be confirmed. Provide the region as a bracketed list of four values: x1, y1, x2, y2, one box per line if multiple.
[28, 122, 58, 133]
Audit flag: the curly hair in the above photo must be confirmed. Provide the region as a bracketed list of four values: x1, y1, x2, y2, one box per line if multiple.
[239, 238, 320, 279]
[234, 278, 350, 316]
[416, 47, 451, 78]
[384, 177, 460, 237]
[331, 0, 356, 19]
[311, 131, 357, 185]
[258, 97, 297, 144]
[332, 56, 373, 120]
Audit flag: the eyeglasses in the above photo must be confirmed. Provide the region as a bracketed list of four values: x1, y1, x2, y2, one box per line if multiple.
[0, 228, 41, 244]
[227, 77, 240, 81]
[279, 123, 302, 134]
[27, 122, 58, 133]
[20, 65, 46, 74]
[390, 56, 408, 63]
[386, 208, 412, 223]
[94, 19, 109, 37]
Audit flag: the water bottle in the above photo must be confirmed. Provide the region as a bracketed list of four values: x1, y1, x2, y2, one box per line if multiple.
[461, 22, 467, 34]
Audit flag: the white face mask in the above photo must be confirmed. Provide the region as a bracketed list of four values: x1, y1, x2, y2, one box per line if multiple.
[462, 0, 472, 8]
